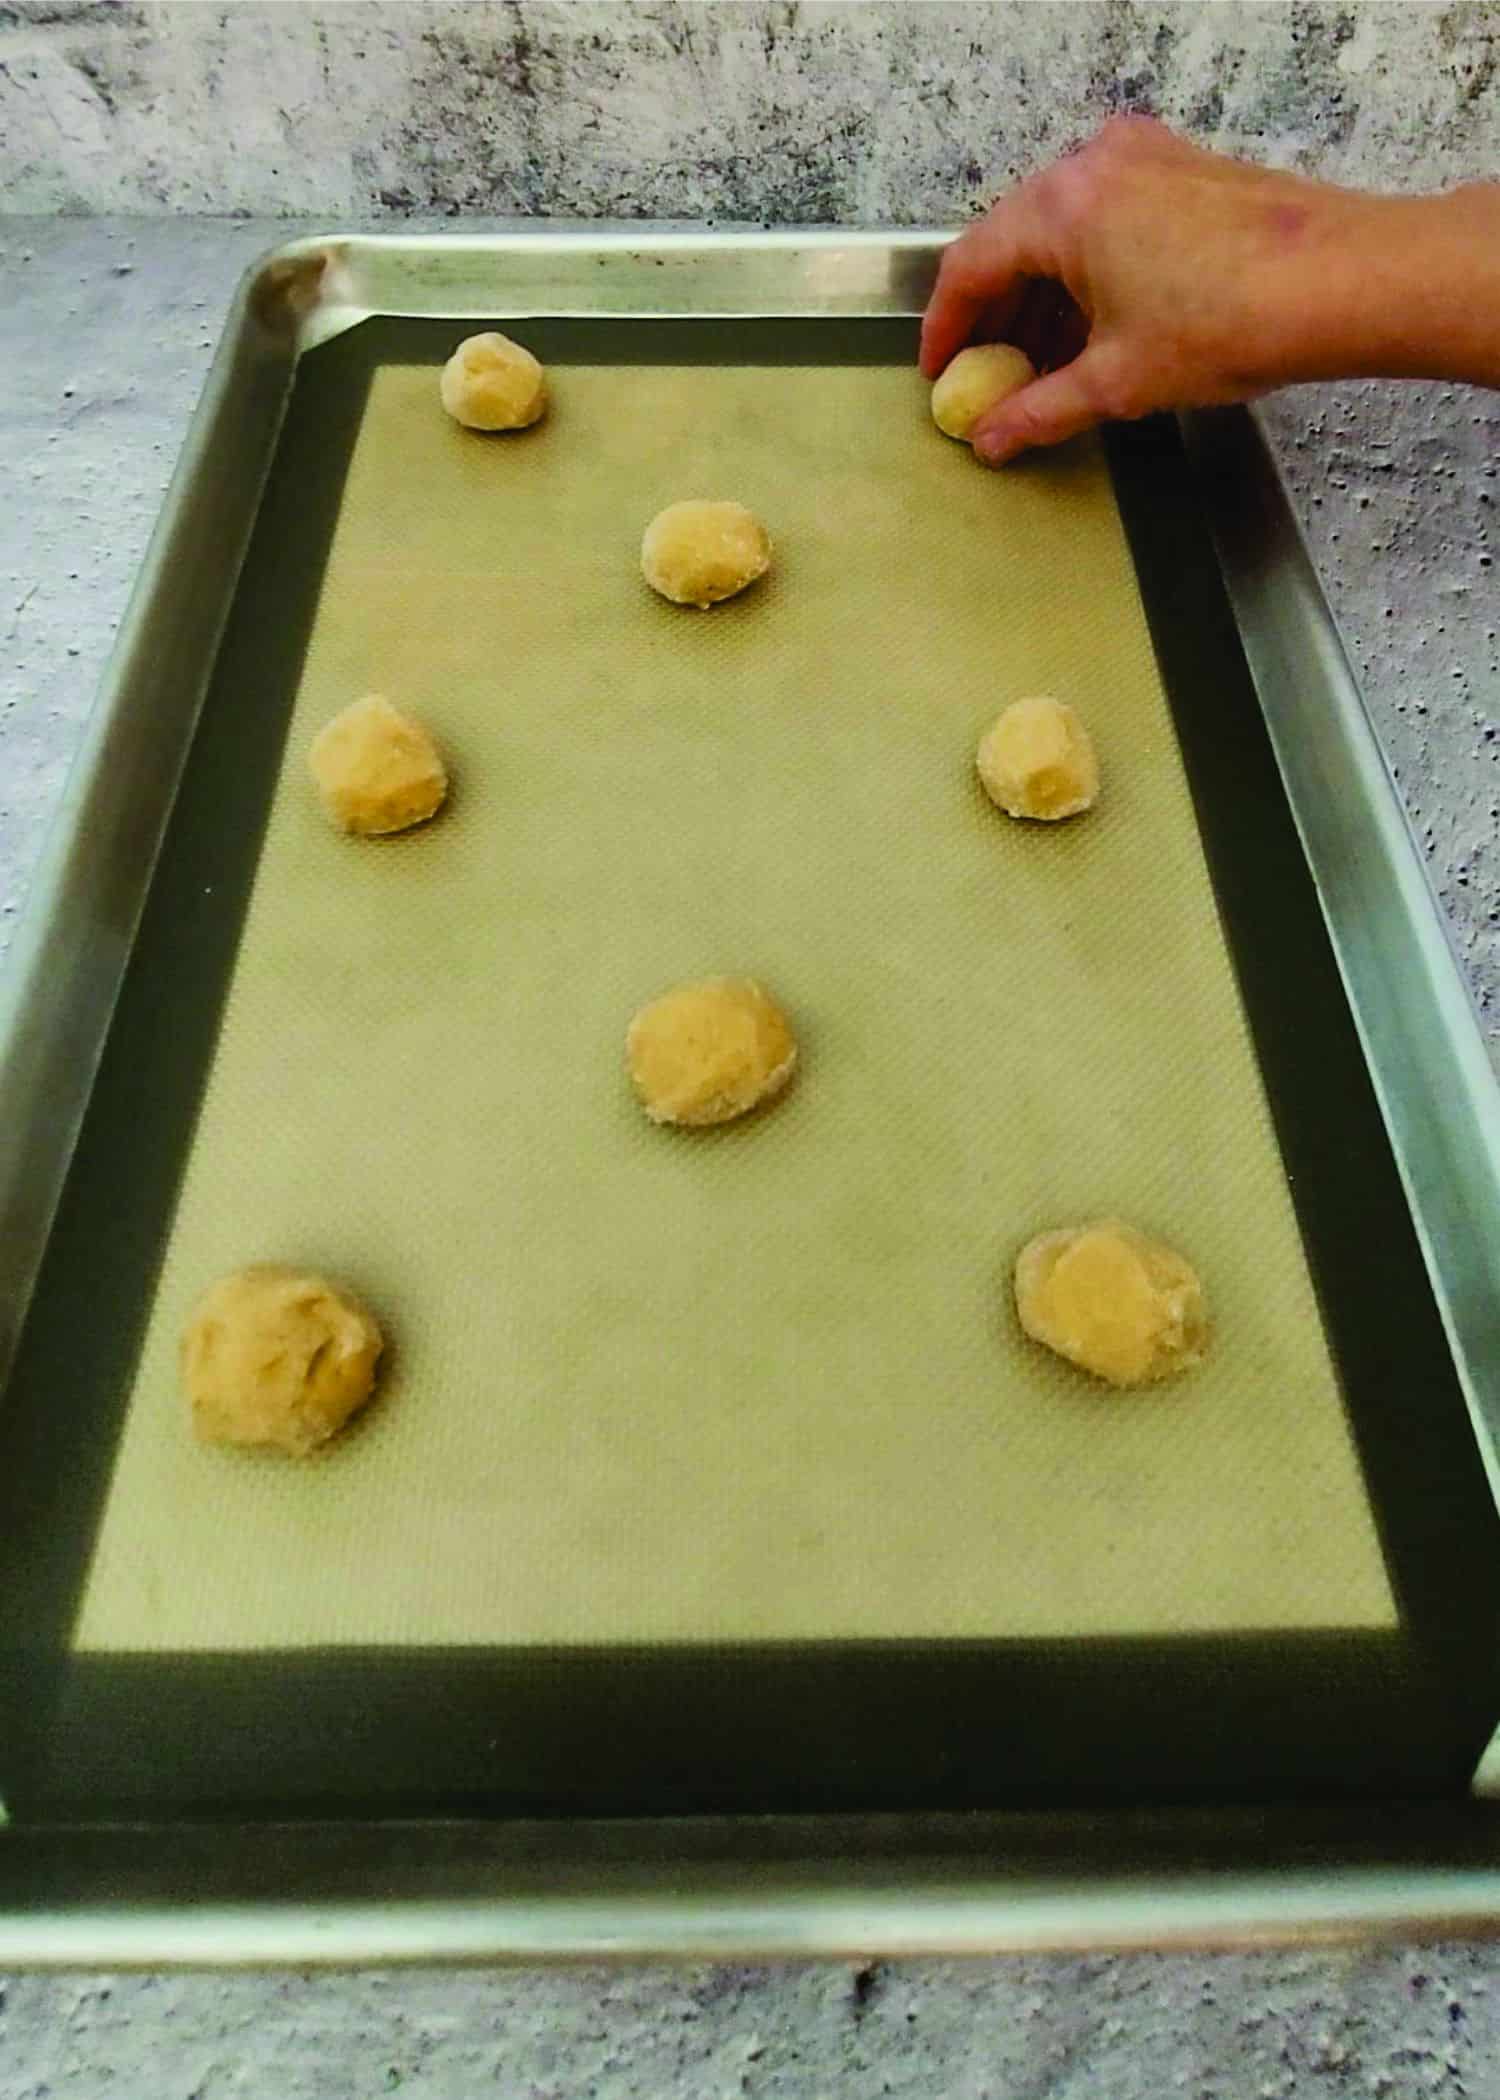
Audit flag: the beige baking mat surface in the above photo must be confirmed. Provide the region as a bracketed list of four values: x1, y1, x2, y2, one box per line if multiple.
[75, 352, 1395, 1651]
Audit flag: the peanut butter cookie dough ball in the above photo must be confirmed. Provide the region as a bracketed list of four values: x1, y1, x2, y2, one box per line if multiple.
[182, 1265, 385, 1455]
[627, 977, 797, 1127]
[931, 343, 1035, 444]
[1014, 1220, 1208, 1389]
[641, 500, 772, 608]
[440, 330, 548, 431]
[309, 694, 448, 836]
[977, 695, 1099, 822]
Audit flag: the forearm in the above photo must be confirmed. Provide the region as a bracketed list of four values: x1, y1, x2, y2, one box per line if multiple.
[1259, 181, 1500, 391]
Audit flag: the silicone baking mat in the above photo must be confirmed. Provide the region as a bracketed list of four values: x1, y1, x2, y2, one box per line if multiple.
[74, 341, 1394, 1651]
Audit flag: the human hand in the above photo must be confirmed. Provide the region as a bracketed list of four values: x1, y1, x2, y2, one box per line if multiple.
[920, 117, 1497, 466]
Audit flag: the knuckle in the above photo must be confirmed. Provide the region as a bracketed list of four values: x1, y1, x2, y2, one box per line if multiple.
[1032, 156, 1088, 228]
[1012, 405, 1058, 451]
[1098, 111, 1163, 152]
[1085, 358, 1146, 423]
[937, 226, 992, 293]
[1007, 392, 1052, 442]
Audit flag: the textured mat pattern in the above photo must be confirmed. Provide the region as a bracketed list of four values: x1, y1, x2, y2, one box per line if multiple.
[76, 355, 1393, 1648]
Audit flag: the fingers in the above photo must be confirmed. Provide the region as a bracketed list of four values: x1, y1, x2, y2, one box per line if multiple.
[919, 198, 1052, 379]
[1006, 277, 1089, 376]
[970, 352, 1114, 465]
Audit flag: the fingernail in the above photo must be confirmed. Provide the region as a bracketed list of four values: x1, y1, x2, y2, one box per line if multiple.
[973, 431, 1013, 467]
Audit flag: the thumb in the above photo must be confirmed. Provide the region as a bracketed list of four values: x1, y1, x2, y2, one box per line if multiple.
[971, 352, 1113, 466]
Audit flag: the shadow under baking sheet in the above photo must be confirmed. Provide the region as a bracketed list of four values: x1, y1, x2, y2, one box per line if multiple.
[2, 318, 1497, 1820]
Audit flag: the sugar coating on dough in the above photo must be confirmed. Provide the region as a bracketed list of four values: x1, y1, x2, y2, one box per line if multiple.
[308, 693, 448, 836]
[977, 695, 1100, 822]
[440, 330, 548, 431]
[182, 1264, 384, 1455]
[931, 343, 1036, 443]
[627, 977, 797, 1127]
[1014, 1220, 1208, 1389]
[641, 500, 772, 609]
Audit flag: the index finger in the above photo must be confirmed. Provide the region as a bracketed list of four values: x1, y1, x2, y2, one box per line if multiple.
[919, 194, 1051, 379]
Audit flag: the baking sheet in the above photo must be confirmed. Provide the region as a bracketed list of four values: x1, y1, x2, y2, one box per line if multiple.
[75, 347, 1395, 1650]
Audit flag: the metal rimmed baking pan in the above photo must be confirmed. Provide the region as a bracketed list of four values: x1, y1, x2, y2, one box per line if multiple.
[3, 233, 1500, 1958]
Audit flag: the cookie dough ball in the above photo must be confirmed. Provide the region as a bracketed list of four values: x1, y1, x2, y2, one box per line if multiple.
[182, 1265, 384, 1455]
[1014, 1220, 1208, 1389]
[977, 695, 1099, 822]
[641, 500, 772, 608]
[931, 343, 1036, 444]
[627, 977, 797, 1126]
[440, 330, 547, 431]
[309, 693, 448, 836]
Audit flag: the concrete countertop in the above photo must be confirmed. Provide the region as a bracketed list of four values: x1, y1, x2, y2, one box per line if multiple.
[2, 214, 1499, 2096]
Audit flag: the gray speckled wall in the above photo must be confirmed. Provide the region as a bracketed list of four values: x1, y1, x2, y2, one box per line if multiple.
[2, 0, 1497, 219]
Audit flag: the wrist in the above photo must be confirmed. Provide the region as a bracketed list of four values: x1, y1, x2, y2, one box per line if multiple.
[1258, 185, 1500, 391]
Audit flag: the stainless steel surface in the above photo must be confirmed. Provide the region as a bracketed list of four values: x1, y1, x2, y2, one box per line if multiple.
[7, 1811, 1500, 1968]
[0, 265, 297, 1391]
[5, 230, 1500, 1957]
[1184, 409, 1500, 1511]
[298, 228, 945, 344]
